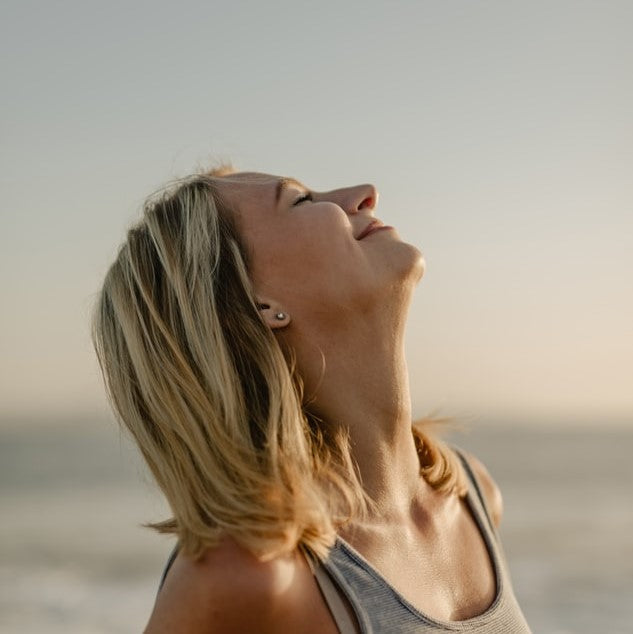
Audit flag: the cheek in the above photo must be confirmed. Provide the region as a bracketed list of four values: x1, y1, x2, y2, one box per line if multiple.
[247, 209, 368, 302]
[269, 242, 340, 285]
[255, 229, 354, 293]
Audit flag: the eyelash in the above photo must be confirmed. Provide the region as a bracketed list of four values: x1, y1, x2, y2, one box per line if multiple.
[293, 192, 314, 206]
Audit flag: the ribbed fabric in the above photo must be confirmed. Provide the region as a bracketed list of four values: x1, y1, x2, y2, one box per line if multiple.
[320, 449, 532, 633]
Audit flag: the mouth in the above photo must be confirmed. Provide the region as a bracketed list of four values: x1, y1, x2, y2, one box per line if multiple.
[356, 220, 385, 240]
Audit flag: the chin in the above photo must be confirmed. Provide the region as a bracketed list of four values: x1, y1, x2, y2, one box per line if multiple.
[396, 241, 426, 284]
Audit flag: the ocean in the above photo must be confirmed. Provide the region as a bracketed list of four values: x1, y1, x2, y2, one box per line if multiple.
[1, 422, 631, 633]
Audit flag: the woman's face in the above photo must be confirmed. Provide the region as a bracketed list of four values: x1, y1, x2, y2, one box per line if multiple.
[217, 172, 424, 323]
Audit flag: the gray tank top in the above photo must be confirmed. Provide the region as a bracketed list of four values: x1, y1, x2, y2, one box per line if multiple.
[317, 449, 532, 633]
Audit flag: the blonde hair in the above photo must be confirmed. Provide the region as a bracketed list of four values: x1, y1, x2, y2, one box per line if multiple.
[92, 168, 466, 562]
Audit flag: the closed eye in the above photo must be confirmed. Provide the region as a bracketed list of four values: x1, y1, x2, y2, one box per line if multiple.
[293, 192, 314, 206]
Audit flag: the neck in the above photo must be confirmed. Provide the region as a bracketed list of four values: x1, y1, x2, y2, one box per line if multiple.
[287, 302, 424, 523]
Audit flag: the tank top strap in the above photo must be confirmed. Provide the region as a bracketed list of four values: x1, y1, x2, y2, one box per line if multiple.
[157, 543, 180, 594]
[451, 446, 498, 539]
[303, 546, 362, 634]
[451, 445, 516, 585]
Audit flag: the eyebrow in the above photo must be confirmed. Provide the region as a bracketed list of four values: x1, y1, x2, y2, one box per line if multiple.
[275, 177, 308, 204]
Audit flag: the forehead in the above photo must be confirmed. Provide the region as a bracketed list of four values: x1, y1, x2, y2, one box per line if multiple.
[218, 171, 278, 186]
[214, 171, 305, 214]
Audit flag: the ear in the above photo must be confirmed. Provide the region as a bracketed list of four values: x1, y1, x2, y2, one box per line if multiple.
[256, 298, 291, 330]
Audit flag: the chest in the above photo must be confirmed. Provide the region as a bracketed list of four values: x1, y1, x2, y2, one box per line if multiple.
[339, 498, 498, 623]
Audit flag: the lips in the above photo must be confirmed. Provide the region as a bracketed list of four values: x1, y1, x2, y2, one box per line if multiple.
[356, 220, 384, 240]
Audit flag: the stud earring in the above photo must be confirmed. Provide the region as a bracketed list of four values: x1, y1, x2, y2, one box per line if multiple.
[274, 312, 286, 321]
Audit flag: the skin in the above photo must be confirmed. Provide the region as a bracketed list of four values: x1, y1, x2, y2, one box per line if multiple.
[145, 173, 503, 633]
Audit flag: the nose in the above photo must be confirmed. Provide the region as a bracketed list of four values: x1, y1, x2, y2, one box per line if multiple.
[325, 183, 379, 215]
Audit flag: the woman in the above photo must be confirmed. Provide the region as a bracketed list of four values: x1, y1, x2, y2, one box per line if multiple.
[93, 168, 531, 633]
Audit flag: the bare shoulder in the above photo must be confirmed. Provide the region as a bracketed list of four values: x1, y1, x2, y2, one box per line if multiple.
[144, 536, 282, 633]
[144, 536, 333, 634]
[462, 451, 504, 528]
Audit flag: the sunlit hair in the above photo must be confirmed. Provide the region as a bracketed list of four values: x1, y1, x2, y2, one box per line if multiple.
[92, 166, 466, 562]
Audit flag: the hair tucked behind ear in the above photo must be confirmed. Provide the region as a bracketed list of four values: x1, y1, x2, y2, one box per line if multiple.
[92, 167, 466, 562]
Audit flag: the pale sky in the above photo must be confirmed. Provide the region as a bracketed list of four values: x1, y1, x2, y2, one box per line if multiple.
[1, 1, 632, 428]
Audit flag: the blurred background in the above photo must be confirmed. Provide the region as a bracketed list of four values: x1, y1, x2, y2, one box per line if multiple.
[1, 1, 632, 632]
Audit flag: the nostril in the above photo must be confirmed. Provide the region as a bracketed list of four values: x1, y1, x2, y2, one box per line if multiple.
[359, 196, 373, 210]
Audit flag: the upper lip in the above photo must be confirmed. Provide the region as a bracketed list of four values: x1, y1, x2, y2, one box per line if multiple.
[355, 219, 384, 240]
